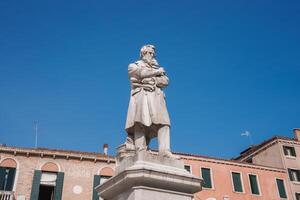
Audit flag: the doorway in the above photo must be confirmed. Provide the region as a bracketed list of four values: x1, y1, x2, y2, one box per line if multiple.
[38, 185, 54, 200]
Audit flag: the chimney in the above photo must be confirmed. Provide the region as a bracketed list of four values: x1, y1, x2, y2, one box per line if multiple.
[293, 128, 300, 141]
[103, 144, 108, 155]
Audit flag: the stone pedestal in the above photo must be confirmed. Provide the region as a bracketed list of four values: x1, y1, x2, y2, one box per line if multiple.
[95, 151, 202, 200]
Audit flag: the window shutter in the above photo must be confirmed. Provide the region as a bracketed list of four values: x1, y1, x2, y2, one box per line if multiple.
[30, 170, 42, 200]
[297, 170, 300, 181]
[6, 168, 16, 191]
[276, 179, 287, 198]
[283, 147, 288, 155]
[249, 175, 260, 195]
[296, 193, 300, 200]
[0, 167, 6, 190]
[291, 147, 297, 157]
[201, 168, 212, 188]
[92, 175, 101, 200]
[54, 172, 64, 200]
[232, 172, 243, 192]
[288, 169, 294, 181]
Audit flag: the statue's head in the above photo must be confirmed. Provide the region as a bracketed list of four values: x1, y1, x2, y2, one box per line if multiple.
[140, 44, 156, 58]
[140, 44, 158, 65]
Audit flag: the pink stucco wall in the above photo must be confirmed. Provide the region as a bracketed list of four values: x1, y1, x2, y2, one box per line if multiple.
[0, 149, 115, 200]
[182, 156, 292, 200]
[0, 145, 293, 200]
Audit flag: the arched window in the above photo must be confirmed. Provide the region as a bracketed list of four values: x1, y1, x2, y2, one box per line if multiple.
[99, 167, 114, 185]
[0, 158, 17, 192]
[100, 167, 114, 177]
[92, 167, 115, 200]
[41, 162, 59, 172]
[30, 162, 64, 200]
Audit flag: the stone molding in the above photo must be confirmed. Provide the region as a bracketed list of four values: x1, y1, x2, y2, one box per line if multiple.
[0, 145, 114, 163]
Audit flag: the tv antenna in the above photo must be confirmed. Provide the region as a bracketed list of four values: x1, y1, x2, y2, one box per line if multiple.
[33, 121, 38, 148]
[241, 130, 253, 145]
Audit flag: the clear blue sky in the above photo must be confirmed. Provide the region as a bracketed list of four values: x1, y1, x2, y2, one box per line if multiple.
[1, 0, 299, 159]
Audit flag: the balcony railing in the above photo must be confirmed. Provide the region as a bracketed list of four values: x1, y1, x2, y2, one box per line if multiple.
[0, 191, 15, 200]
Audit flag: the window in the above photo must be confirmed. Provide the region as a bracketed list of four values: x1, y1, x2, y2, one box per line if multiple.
[296, 193, 300, 200]
[92, 175, 100, 200]
[288, 169, 300, 182]
[0, 167, 16, 191]
[38, 185, 55, 200]
[231, 172, 243, 192]
[283, 146, 296, 157]
[29, 170, 64, 200]
[93, 175, 112, 200]
[38, 172, 57, 200]
[184, 165, 191, 173]
[276, 179, 287, 198]
[100, 176, 111, 185]
[201, 168, 212, 189]
[249, 174, 260, 195]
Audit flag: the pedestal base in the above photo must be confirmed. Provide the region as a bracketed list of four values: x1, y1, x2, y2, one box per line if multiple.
[112, 186, 193, 200]
[96, 151, 202, 200]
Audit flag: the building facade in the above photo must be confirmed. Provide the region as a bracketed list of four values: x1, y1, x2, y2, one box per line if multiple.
[1, 131, 298, 200]
[181, 153, 290, 200]
[0, 145, 115, 200]
[235, 128, 300, 200]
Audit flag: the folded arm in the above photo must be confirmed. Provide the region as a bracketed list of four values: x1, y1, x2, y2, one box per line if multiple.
[155, 75, 169, 88]
[128, 63, 160, 79]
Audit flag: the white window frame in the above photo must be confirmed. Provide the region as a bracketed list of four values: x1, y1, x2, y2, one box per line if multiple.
[288, 168, 300, 183]
[275, 177, 288, 199]
[184, 164, 192, 174]
[295, 192, 300, 200]
[100, 175, 112, 185]
[247, 173, 262, 196]
[99, 175, 112, 200]
[230, 171, 245, 194]
[0, 157, 19, 192]
[223, 195, 230, 200]
[200, 167, 214, 190]
[282, 145, 296, 159]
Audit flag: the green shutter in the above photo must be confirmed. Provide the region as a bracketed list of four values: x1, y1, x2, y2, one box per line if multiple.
[6, 168, 16, 191]
[0, 167, 6, 190]
[201, 168, 212, 188]
[276, 179, 287, 198]
[288, 169, 294, 181]
[92, 175, 101, 200]
[54, 172, 64, 200]
[291, 147, 297, 157]
[297, 170, 300, 181]
[283, 147, 288, 155]
[30, 170, 42, 200]
[232, 172, 243, 192]
[249, 174, 260, 195]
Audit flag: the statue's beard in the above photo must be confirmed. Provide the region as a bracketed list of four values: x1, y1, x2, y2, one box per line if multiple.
[142, 55, 159, 66]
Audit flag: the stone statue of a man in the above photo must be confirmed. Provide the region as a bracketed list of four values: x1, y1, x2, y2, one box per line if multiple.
[125, 45, 174, 157]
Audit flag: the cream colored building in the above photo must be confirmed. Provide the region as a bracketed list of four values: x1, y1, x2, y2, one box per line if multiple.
[235, 128, 300, 200]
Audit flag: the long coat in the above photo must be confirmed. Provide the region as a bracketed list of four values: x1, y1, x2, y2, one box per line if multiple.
[125, 60, 170, 139]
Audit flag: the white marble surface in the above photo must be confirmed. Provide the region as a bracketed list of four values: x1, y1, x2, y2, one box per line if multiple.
[125, 45, 173, 156]
[96, 151, 202, 200]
